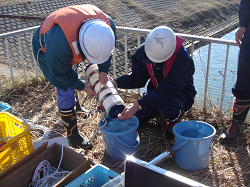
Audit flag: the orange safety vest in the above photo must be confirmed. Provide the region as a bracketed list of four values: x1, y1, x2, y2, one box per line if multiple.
[39, 4, 111, 65]
[146, 36, 184, 87]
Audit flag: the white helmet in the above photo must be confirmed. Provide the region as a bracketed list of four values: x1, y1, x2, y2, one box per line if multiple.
[79, 19, 115, 64]
[145, 26, 176, 63]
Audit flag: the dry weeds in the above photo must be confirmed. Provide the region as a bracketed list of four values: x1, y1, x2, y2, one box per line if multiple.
[1, 80, 250, 187]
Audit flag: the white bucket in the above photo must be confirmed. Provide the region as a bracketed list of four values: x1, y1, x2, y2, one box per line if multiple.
[85, 64, 124, 116]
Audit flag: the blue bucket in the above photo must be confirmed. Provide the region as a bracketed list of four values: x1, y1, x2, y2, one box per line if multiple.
[171, 121, 216, 171]
[99, 116, 140, 161]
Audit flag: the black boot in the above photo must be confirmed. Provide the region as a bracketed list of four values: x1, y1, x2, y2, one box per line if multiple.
[75, 92, 91, 113]
[220, 99, 250, 142]
[59, 107, 93, 149]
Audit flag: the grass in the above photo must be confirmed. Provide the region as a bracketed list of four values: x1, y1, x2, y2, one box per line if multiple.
[121, 0, 137, 7]
[0, 73, 47, 97]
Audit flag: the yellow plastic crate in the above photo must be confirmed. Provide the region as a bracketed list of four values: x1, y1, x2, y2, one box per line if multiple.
[0, 112, 34, 174]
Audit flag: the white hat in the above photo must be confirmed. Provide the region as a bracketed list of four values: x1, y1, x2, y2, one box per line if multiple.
[79, 19, 115, 64]
[145, 26, 176, 63]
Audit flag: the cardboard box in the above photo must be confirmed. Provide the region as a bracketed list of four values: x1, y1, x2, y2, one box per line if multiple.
[0, 142, 93, 187]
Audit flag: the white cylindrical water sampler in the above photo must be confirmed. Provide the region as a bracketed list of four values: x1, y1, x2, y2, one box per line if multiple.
[85, 64, 125, 118]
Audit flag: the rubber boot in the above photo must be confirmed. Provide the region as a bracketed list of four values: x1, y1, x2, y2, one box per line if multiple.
[75, 92, 91, 113]
[162, 109, 184, 139]
[220, 99, 250, 142]
[59, 107, 93, 149]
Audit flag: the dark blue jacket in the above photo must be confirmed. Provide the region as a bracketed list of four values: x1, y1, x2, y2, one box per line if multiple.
[238, 0, 250, 54]
[231, 0, 250, 98]
[239, 0, 250, 28]
[116, 44, 196, 115]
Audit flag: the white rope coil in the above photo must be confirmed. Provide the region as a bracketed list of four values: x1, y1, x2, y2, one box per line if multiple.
[29, 145, 70, 187]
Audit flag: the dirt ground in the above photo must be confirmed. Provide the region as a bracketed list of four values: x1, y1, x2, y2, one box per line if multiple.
[1, 0, 250, 187]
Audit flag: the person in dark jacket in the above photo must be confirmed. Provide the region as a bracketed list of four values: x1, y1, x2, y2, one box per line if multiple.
[220, 0, 250, 142]
[115, 26, 196, 138]
[32, 4, 117, 148]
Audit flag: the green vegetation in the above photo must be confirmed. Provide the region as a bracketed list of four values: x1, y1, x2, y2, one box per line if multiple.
[121, 0, 136, 7]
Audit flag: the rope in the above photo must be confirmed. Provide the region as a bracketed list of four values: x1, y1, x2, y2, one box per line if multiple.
[29, 145, 70, 187]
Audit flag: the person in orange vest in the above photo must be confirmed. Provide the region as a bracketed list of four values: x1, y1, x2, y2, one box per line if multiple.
[220, 0, 250, 142]
[32, 4, 117, 149]
[113, 26, 196, 139]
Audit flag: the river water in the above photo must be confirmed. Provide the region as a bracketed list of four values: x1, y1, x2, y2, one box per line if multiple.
[193, 29, 238, 112]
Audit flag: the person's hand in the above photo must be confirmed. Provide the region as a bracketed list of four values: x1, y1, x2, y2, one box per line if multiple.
[118, 102, 140, 120]
[107, 75, 117, 87]
[99, 72, 108, 85]
[83, 84, 98, 98]
[235, 27, 246, 48]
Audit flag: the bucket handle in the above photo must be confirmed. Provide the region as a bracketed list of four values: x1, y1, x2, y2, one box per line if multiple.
[171, 140, 188, 151]
[115, 132, 140, 148]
